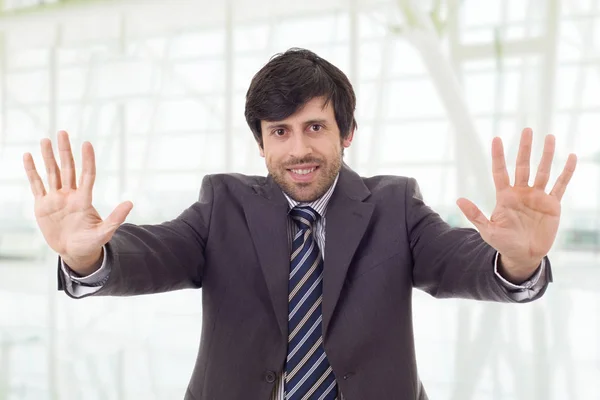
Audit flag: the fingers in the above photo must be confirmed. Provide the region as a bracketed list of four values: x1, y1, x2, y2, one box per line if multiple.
[78, 141, 97, 200]
[491, 137, 510, 191]
[533, 134, 556, 190]
[41, 138, 62, 191]
[456, 198, 490, 233]
[58, 130, 77, 190]
[550, 153, 577, 201]
[23, 153, 47, 197]
[101, 201, 134, 236]
[514, 128, 533, 187]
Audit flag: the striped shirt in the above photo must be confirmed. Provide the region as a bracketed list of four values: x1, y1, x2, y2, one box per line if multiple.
[271, 174, 344, 400]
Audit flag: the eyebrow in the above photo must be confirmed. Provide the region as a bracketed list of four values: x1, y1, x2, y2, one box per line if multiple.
[264, 119, 329, 131]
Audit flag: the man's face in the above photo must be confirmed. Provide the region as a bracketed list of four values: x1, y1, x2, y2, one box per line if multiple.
[259, 97, 353, 202]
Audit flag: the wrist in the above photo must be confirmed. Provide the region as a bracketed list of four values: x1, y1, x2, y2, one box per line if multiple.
[61, 248, 103, 276]
[498, 254, 542, 285]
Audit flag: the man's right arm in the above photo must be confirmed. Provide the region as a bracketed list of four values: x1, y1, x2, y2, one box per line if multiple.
[57, 175, 215, 299]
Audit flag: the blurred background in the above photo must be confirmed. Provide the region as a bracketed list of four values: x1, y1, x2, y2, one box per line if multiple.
[0, 0, 598, 399]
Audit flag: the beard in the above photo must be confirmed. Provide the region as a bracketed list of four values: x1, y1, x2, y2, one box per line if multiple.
[268, 153, 342, 203]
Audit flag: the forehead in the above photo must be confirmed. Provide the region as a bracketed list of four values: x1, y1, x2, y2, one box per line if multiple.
[266, 97, 335, 124]
[295, 97, 333, 116]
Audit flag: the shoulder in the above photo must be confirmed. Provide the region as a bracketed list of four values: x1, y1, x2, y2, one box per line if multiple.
[207, 172, 266, 186]
[350, 174, 426, 208]
[199, 172, 267, 196]
[360, 174, 416, 196]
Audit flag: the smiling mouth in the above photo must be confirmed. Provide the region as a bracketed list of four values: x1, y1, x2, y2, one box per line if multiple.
[289, 167, 317, 175]
[286, 166, 319, 182]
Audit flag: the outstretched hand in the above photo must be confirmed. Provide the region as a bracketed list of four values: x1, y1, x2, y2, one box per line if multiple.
[23, 130, 133, 275]
[456, 128, 577, 283]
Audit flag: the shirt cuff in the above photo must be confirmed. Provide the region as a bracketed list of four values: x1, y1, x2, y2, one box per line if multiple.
[60, 246, 109, 284]
[494, 252, 545, 289]
[60, 246, 111, 297]
[494, 252, 547, 302]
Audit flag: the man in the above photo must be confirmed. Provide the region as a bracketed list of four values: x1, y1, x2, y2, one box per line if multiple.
[23, 48, 577, 399]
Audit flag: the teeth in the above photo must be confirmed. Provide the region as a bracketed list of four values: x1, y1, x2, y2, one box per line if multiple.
[291, 168, 316, 175]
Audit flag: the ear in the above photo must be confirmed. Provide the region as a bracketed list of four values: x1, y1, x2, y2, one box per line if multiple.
[342, 129, 354, 148]
[259, 144, 265, 157]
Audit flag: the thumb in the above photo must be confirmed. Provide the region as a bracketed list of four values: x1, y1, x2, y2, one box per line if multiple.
[456, 197, 490, 233]
[101, 200, 134, 236]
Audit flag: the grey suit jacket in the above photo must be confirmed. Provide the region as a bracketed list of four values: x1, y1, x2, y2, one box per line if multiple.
[58, 163, 552, 399]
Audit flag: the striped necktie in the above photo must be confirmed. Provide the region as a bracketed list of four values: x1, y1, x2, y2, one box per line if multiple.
[284, 206, 338, 400]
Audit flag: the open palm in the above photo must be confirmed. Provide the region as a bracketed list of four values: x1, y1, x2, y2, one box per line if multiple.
[456, 128, 577, 281]
[24, 131, 133, 272]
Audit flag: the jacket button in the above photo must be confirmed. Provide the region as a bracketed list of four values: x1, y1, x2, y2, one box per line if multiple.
[265, 371, 276, 383]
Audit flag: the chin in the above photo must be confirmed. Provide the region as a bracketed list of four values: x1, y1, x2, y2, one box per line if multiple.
[292, 193, 318, 203]
[270, 165, 336, 203]
[287, 184, 325, 203]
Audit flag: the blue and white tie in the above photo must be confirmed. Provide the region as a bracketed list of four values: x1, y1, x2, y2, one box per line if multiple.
[284, 206, 338, 400]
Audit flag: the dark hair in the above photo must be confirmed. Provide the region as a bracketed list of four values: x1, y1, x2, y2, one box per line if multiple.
[245, 48, 357, 148]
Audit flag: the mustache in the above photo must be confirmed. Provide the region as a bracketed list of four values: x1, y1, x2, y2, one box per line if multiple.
[282, 157, 323, 167]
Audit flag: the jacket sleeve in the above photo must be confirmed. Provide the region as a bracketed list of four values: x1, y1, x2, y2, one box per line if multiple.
[57, 175, 214, 298]
[405, 177, 552, 303]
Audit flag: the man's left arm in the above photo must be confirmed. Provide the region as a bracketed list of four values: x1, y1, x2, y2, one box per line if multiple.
[406, 176, 551, 303]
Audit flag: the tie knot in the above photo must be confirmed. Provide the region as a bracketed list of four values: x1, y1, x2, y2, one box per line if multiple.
[290, 206, 319, 231]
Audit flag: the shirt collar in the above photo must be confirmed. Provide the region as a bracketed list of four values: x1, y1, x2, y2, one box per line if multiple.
[282, 174, 339, 219]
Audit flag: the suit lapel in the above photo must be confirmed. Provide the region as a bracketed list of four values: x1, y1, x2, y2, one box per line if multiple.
[242, 164, 373, 340]
[322, 164, 373, 337]
[243, 177, 290, 339]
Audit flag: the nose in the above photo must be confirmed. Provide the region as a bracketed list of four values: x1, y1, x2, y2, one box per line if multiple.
[289, 133, 313, 159]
